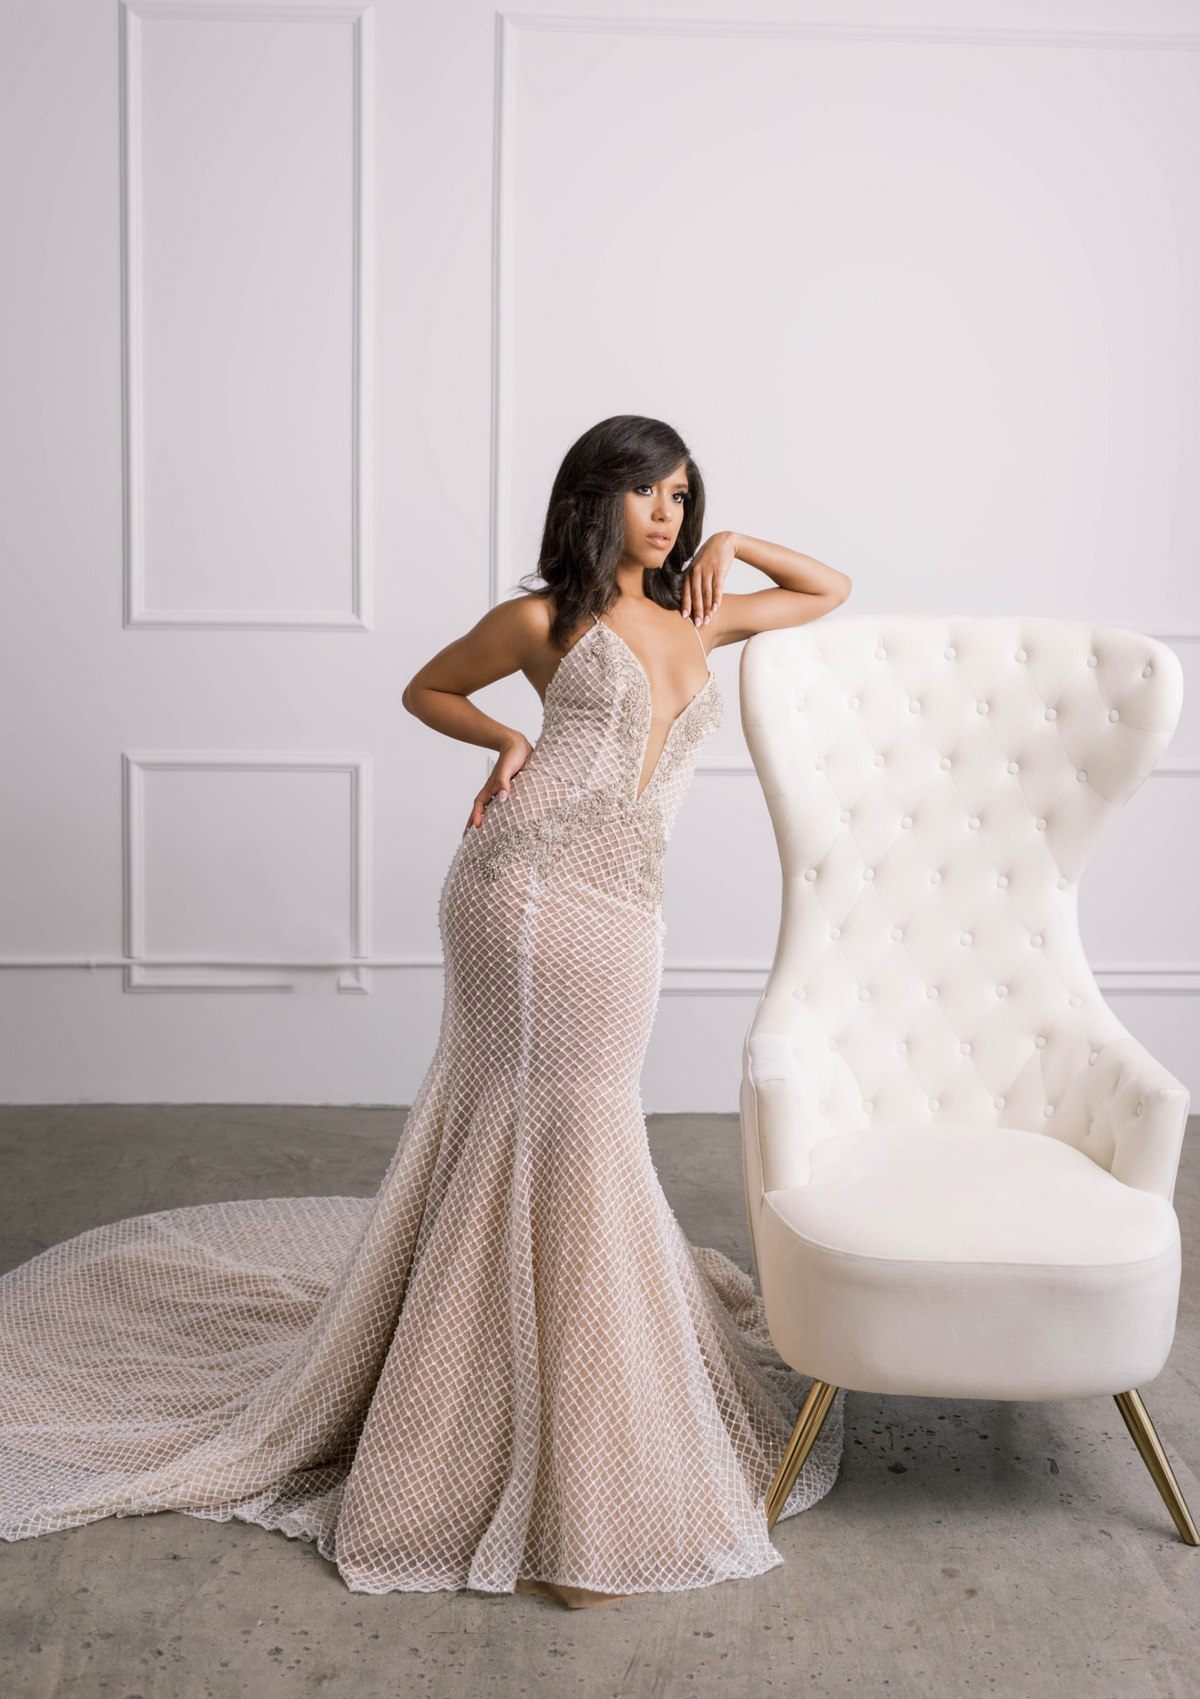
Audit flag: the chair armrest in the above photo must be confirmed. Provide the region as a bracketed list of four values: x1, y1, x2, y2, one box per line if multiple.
[746, 1026, 825, 1193]
[1086, 1032, 1190, 1200]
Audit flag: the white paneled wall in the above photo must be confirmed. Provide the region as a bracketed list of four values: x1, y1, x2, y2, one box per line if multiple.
[1, 0, 1197, 1108]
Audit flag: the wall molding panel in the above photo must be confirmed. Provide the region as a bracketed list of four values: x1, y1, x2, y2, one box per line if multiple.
[121, 750, 372, 991]
[120, 0, 375, 630]
[488, 14, 1200, 604]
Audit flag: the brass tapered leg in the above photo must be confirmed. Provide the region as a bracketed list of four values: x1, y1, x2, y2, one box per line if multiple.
[1114, 1389, 1200, 1546]
[765, 1378, 839, 1531]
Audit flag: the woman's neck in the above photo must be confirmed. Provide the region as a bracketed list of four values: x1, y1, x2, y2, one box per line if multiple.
[613, 561, 651, 601]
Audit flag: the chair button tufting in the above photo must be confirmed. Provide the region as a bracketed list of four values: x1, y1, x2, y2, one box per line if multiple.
[961, 1042, 971, 1055]
[1088, 655, 1098, 667]
[945, 646, 956, 659]
[1137, 1101, 1145, 1117]
[830, 927, 841, 940]
[897, 1041, 907, 1054]
[1089, 1052, 1099, 1064]
[977, 702, 989, 715]
[805, 869, 817, 881]
[1035, 1036, 1047, 1049]
[874, 755, 884, 767]
[840, 811, 851, 823]
[815, 757, 825, 770]
[995, 1097, 1005, 1109]
[849, 697, 860, 708]
[863, 1100, 874, 1113]
[996, 986, 1008, 998]
[1109, 709, 1120, 722]
[910, 701, 921, 714]
[969, 817, 980, 829]
[940, 757, 951, 770]
[1077, 771, 1087, 782]
[960, 933, 972, 945]
[863, 868, 874, 881]
[1142, 665, 1153, 679]
[1045, 708, 1057, 721]
[1044, 1105, 1055, 1117]
[1016, 649, 1027, 662]
[930, 1098, 940, 1111]
[795, 988, 807, 1000]
[859, 989, 871, 1001]
[997, 875, 1008, 888]
[1030, 935, 1042, 947]
[1007, 762, 1019, 775]
[891, 928, 903, 941]
[901, 816, 912, 828]
[1057, 877, 1068, 889]
[1069, 995, 1082, 1007]
[930, 871, 941, 884]
[1036, 819, 1047, 831]
[875, 647, 886, 660]
[927, 987, 939, 999]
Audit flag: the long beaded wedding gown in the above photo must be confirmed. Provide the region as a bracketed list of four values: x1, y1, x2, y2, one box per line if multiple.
[0, 615, 841, 1597]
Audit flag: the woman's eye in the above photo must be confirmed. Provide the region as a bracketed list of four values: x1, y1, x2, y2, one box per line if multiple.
[673, 492, 686, 502]
[633, 485, 652, 496]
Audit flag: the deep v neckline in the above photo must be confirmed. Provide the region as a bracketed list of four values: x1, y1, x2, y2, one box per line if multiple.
[593, 617, 715, 802]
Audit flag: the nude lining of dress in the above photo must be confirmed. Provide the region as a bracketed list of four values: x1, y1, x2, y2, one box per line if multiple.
[589, 617, 716, 801]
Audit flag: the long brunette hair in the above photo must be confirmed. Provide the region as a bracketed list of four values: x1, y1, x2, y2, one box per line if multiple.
[522, 415, 705, 649]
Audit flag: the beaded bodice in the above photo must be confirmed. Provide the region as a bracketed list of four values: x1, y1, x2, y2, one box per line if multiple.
[459, 618, 723, 914]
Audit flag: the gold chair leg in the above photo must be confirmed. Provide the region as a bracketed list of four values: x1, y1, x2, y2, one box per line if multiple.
[765, 1378, 839, 1531]
[1114, 1389, 1200, 1546]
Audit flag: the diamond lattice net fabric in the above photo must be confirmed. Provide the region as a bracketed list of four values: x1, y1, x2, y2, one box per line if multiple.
[0, 619, 841, 1596]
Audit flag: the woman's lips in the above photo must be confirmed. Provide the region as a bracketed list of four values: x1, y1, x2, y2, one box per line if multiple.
[646, 535, 672, 549]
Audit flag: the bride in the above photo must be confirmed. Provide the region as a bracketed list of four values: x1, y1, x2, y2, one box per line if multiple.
[0, 415, 850, 1608]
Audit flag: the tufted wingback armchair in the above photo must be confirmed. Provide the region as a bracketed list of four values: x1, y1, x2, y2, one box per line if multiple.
[739, 617, 1196, 1543]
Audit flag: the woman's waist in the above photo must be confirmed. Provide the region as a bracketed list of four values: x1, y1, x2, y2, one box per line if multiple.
[457, 769, 666, 905]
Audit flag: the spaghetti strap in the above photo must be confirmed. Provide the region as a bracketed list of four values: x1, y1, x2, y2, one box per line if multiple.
[686, 614, 710, 666]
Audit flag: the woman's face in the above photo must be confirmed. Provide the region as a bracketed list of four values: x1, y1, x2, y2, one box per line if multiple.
[620, 461, 689, 572]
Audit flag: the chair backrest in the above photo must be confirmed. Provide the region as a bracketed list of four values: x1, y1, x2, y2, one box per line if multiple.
[741, 617, 1181, 1150]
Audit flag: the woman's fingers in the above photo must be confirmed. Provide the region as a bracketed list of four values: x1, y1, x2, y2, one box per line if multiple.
[463, 743, 529, 834]
[463, 783, 492, 834]
[690, 566, 715, 624]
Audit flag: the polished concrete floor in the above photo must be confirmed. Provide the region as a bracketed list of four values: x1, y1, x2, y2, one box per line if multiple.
[2, 1104, 1199, 1699]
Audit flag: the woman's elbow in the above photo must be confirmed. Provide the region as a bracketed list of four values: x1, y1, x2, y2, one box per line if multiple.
[836, 572, 853, 605]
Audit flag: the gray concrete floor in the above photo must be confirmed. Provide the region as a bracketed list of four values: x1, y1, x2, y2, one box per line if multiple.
[2, 1105, 1199, 1699]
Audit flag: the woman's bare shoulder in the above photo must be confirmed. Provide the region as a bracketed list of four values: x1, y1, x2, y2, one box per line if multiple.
[492, 592, 554, 645]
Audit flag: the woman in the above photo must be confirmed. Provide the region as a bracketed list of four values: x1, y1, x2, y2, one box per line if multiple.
[0, 416, 850, 1608]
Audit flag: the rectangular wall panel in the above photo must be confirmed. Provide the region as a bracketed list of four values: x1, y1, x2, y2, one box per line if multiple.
[500, 26, 1200, 632]
[122, 2, 373, 628]
[124, 753, 371, 990]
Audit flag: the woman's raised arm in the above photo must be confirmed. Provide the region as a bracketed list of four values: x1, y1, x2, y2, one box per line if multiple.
[682, 532, 851, 644]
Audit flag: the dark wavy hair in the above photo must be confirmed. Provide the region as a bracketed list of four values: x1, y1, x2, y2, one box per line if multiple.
[522, 415, 705, 649]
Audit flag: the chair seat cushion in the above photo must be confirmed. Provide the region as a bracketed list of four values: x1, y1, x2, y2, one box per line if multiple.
[758, 1125, 1181, 1399]
[775, 1125, 1177, 1265]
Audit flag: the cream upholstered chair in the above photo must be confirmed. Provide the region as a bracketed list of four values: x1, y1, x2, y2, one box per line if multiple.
[739, 617, 1197, 1542]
